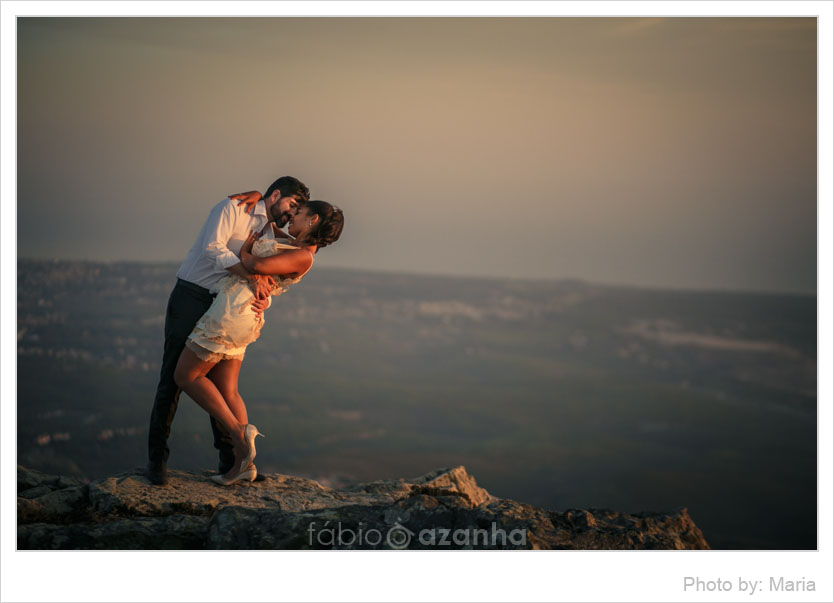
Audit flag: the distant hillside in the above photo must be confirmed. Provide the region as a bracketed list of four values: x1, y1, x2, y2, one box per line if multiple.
[17, 260, 816, 549]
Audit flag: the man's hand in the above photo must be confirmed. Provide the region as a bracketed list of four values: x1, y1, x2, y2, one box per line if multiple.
[242, 229, 260, 255]
[230, 191, 263, 215]
[251, 295, 270, 317]
[248, 273, 275, 301]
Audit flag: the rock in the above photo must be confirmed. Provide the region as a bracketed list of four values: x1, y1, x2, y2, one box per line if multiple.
[18, 465, 60, 491]
[16, 464, 709, 550]
[57, 475, 86, 489]
[409, 465, 496, 506]
[17, 486, 90, 524]
[566, 509, 597, 528]
[18, 485, 53, 499]
[18, 516, 209, 549]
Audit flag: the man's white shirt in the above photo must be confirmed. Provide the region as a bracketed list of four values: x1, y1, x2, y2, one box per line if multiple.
[176, 198, 269, 290]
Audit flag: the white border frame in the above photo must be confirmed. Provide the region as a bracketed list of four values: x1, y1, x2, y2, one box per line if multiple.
[2, 2, 831, 602]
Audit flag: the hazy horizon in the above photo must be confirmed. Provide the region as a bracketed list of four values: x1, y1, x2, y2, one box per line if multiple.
[17, 17, 817, 294]
[15, 254, 818, 297]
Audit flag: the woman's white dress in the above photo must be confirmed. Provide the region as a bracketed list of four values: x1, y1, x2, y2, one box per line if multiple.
[185, 238, 313, 363]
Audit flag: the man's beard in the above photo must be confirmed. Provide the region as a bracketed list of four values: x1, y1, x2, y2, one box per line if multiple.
[271, 208, 291, 228]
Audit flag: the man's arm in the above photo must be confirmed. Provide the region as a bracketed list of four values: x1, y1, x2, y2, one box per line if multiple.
[225, 262, 274, 301]
[201, 200, 246, 272]
[199, 200, 275, 302]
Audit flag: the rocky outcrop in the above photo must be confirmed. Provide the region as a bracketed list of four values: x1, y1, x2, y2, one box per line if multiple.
[17, 465, 709, 550]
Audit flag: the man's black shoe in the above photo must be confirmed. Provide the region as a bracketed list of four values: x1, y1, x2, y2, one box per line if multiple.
[146, 462, 168, 485]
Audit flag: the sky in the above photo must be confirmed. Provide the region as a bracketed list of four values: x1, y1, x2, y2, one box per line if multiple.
[16, 16, 818, 293]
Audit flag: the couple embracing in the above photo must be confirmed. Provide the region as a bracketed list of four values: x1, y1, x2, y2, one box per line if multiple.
[146, 176, 344, 486]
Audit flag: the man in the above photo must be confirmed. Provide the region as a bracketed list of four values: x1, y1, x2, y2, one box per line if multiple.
[146, 176, 310, 485]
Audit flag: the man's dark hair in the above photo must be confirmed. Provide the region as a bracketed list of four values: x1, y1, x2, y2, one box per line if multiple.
[264, 176, 310, 202]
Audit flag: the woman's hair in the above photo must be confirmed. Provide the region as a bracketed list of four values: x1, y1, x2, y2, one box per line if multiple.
[304, 200, 344, 250]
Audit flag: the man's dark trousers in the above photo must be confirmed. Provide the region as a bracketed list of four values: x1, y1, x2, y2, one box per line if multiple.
[148, 278, 235, 471]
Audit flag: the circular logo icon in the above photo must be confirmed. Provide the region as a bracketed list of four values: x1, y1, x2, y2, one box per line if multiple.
[386, 522, 412, 550]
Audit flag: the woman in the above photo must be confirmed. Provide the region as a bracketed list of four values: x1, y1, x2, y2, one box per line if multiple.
[173, 200, 344, 485]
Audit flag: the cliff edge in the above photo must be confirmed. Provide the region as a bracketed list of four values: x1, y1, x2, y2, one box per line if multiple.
[17, 465, 709, 550]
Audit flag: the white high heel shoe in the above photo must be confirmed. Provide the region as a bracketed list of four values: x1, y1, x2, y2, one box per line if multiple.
[211, 463, 257, 486]
[241, 424, 264, 469]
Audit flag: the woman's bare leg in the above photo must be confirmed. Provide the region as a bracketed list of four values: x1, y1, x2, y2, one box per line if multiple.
[174, 348, 250, 475]
[208, 358, 248, 426]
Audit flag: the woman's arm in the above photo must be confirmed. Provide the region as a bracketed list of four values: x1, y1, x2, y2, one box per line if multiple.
[229, 191, 263, 215]
[241, 239, 312, 277]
